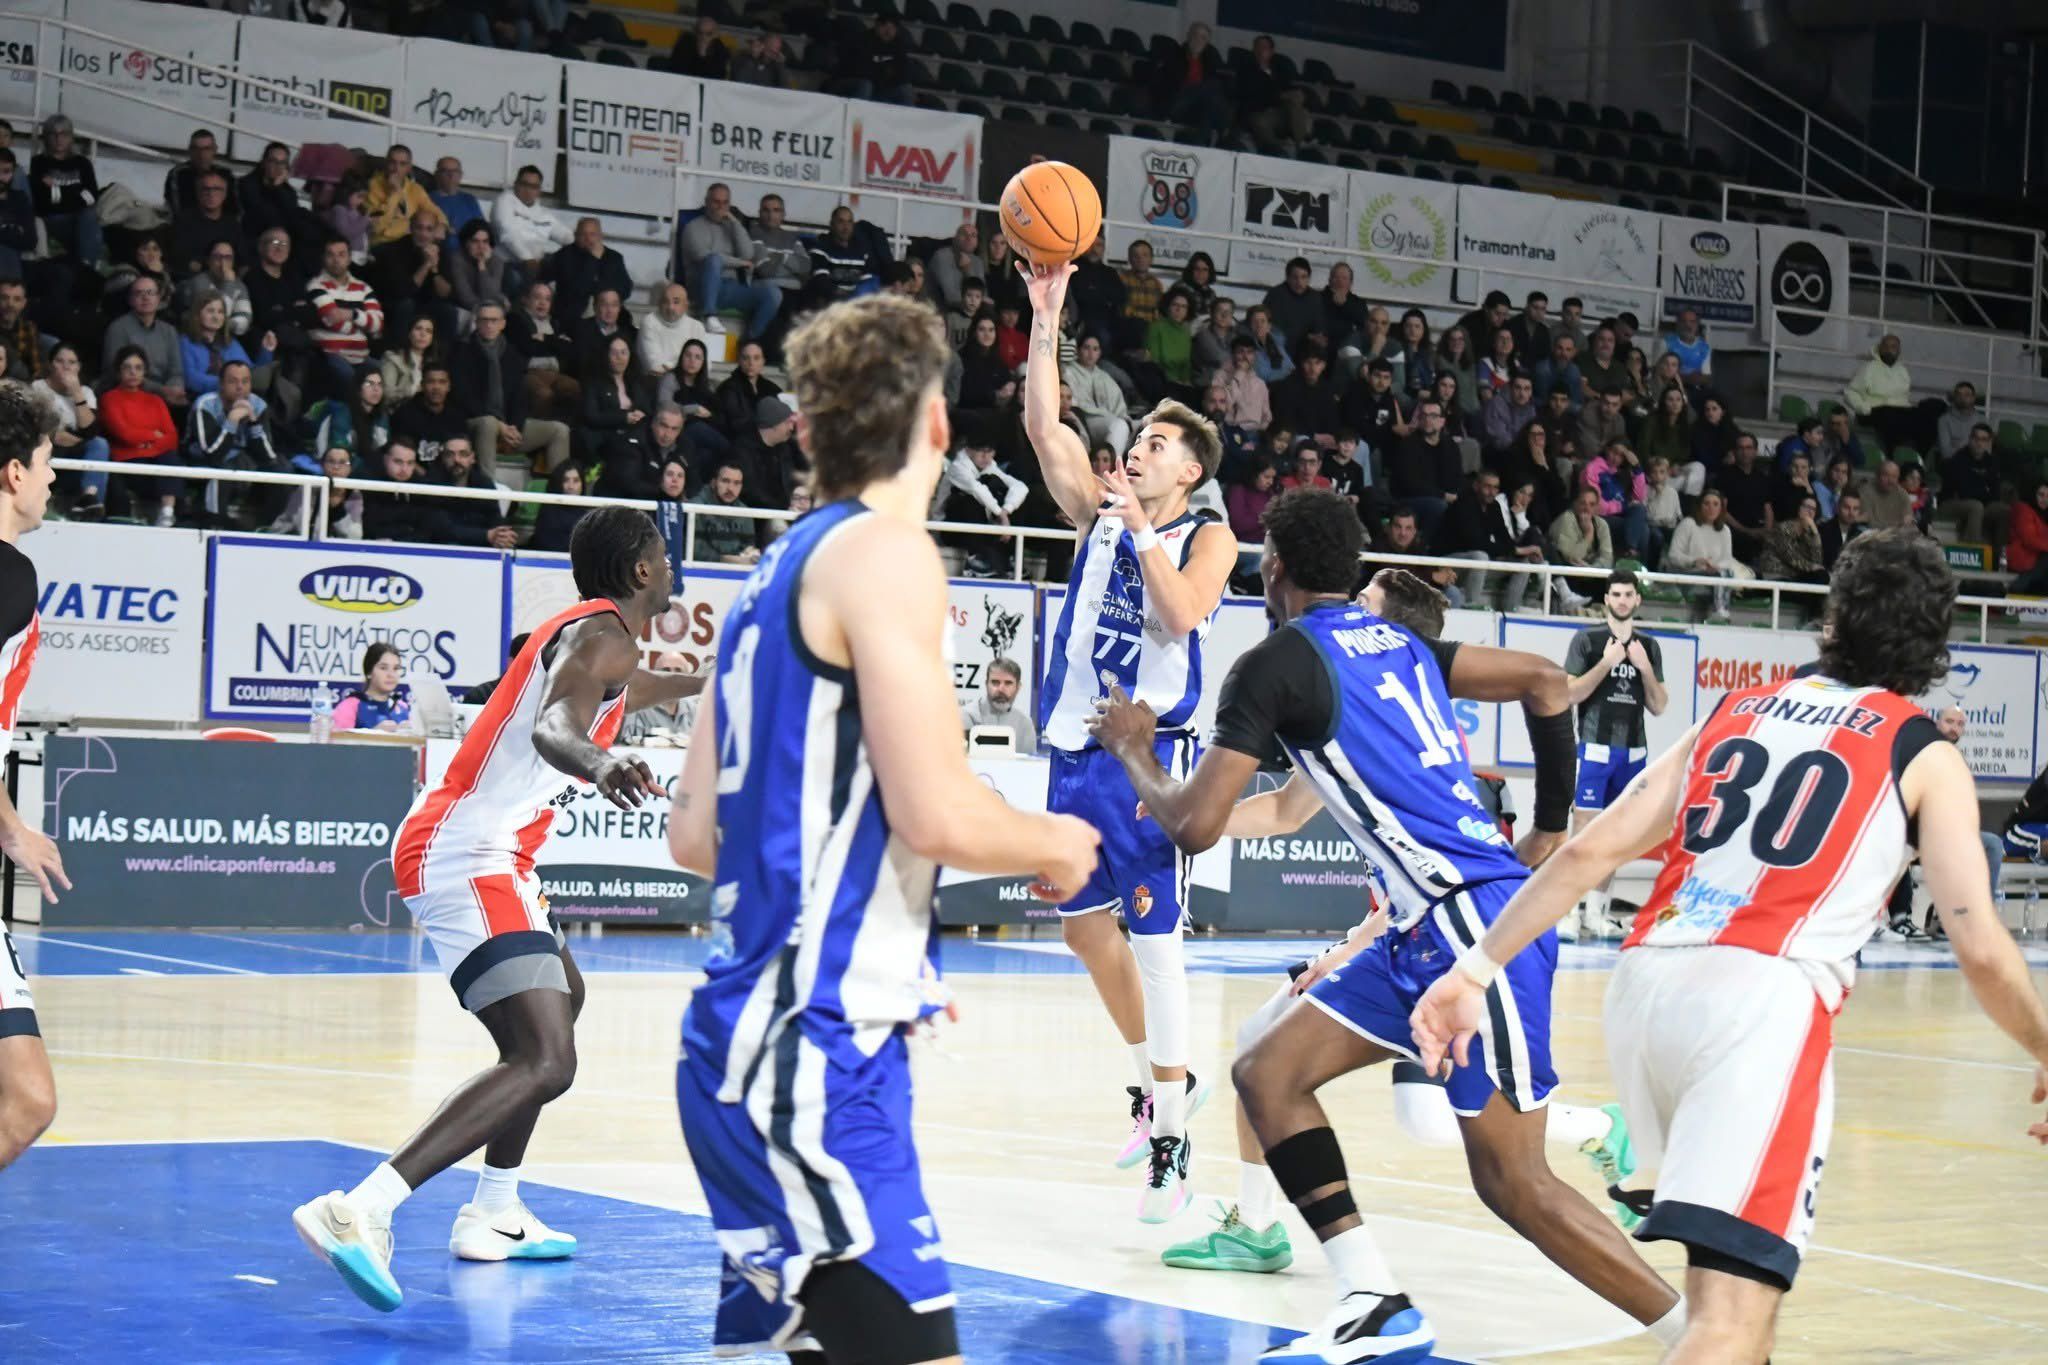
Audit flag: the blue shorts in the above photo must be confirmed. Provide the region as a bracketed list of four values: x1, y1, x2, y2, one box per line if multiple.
[1047, 736, 1196, 935]
[1576, 742, 1646, 811]
[677, 1031, 952, 1355]
[1306, 879, 1559, 1117]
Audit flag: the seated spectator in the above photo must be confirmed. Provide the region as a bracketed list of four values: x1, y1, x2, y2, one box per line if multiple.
[170, 168, 246, 280]
[35, 342, 109, 518]
[729, 396, 804, 510]
[638, 281, 708, 378]
[1426, 373, 1470, 442]
[1238, 34, 1309, 145]
[1576, 324, 1625, 398]
[925, 222, 984, 312]
[446, 219, 510, 326]
[492, 164, 570, 284]
[1433, 327, 1478, 414]
[1528, 333, 1585, 411]
[692, 460, 760, 564]
[1937, 380, 1981, 463]
[1502, 292, 1551, 367]
[1900, 464, 1933, 534]
[1819, 406, 1868, 472]
[307, 366, 389, 471]
[305, 234, 384, 392]
[428, 157, 483, 237]
[2007, 482, 2048, 595]
[652, 458, 690, 571]
[1580, 438, 1649, 561]
[1062, 334, 1131, 455]
[1771, 450, 1818, 523]
[1386, 397, 1461, 537]
[666, 13, 730, 78]
[455, 300, 570, 476]
[826, 14, 912, 105]
[245, 228, 310, 368]
[1116, 240, 1164, 331]
[957, 315, 1017, 412]
[30, 115, 102, 267]
[1575, 384, 1627, 466]
[1215, 337, 1271, 452]
[1638, 383, 1693, 467]
[1269, 343, 1343, 446]
[1501, 419, 1568, 530]
[1843, 333, 1925, 453]
[1859, 457, 1914, 531]
[1477, 326, 1518, 402]
[1136, 288, 1196, 396]
[268, 444, 362, 540]
[1065, 237, 1124, 341]
[1711, 430, 1774, 562]
[1814, 453, 1852, 521]
[1191, 297, 1239, 381]
[100, 345, 182, 526]
[546, 216, 631, 324]
[102, 276, 187, 403]
[1243, 306, 1294, 385]
[1942, 423, 2006, 546]
[597, 403, 690, 502]
[0, 149, 31, 279]
[577, 335, 653, 466]
[1175, 251, 1219, 321]
[238, 141, 312, 247]
[806, 207, 875, 305]
[1758, 495, 1829, 588]
[391, 362, 468, 468]
[745, 193, 806, 327]
[1227, 460, 1278, 555]
[1552, 298, 1588, 353]
[571, 287, 638, 382]
[1480, 373, 1536, 460]
[1389, 310, 1434, 402]
[365, 146, 445, 250]
[1323, 430, 1370, 514]
[731, 30, 789, 87]
[178, 241, 253, 339]
[530, 464, 590, 553]
[961, 657, 1036, 754]
[320, 175, 371, 262]
[655, 338, 728, 462]
[1342, 357, 1407, 459]
[1434, 466, 1506, 603]
[509, 279, 581, 418]
[165, 129, 222, 219]
[1688, 394, 1736, 488]
[433, 435, 518, 550]
[181, 293, 272, 403]
[332, 644, 412, 733]
[1261, 257, 1322, 356]
[1667, 489, 1751, 621]
[934, 433, 1028, 577]
[1147, 22, 1228, 141]
[361, 441, 447, 544]
[380, 315, 442, 411]
[1776, 413, 1824, 473]
[714, 341, 781, 436]
[370, 210, 457, 348]
[682, 183, 780, 345]
[1374, 508, 1463, 607]
[1548, 486, 1615, 594]
[1281, 443, 1333, 492]
[1820, 490, 1865, 570]
[1660, 308, 1711, 394]
[0, 276, 36, 382]
[1644, 455, 1682, 552]
[1487, 475, 1550, 612]
[188, 360, 280, 514]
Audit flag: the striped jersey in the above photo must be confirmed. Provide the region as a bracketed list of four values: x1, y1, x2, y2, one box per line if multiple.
[393, 599, 628, 898]
[1040, 510, 1214, 752]
[1624, 674, 1938, 1003]
[0, 541, 38, 744]
[682, 500, 941, 1100]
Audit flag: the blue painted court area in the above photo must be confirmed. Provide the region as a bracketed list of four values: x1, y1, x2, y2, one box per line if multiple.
[0, 1140, 1475, 1364]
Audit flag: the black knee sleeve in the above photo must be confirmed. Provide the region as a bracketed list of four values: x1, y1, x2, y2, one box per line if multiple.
[1265, 1126, 1356, 1230]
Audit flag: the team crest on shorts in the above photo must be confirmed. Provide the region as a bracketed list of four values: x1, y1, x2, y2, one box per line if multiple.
[1132, 885, 1153, 917]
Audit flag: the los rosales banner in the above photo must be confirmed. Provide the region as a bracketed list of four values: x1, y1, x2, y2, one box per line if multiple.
[1913, 644, 2044, 782]
[205, 537, 508, 722]
[42, 735, 413, 929]
[564, 60, 700, 216]
[1345, 169, 1456, 306]
[1553, 200, 1659, 322]
[1659, 217, 1759, 338]
[692, 81, 845, 225]
[0, 0, 63, 123]
[1452, 183, 1559, 307]
[400, 38, 559, 189]
[1757, 223, 1852, 351]
[846, 100, 978, 239]
[228, 16, 404, 163]
[23, 521, 204, 724]
[1232, 152, 1352, 277]
[59, 0, 236, 148]
[1105, 136, 1235, 273]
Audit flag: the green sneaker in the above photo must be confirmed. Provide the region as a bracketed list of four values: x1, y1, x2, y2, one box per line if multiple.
[1160, 1202, 1293, 1273]
[1579, 1102, 1643, 1231]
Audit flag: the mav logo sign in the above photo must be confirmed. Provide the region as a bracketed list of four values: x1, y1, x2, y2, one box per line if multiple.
[863, 141, 960, 187]
[1243, 183, 1331, 236]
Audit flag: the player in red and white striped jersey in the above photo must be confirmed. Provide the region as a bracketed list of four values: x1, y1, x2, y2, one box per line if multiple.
[1413, 531, 2048, 1362]
[0, 383, 68, 1176]
[295, 507, 705, 1312]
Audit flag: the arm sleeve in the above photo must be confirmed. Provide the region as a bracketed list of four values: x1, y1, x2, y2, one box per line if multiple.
[1209, 629, 1330, 766]
[1421, 635, 1461, 679]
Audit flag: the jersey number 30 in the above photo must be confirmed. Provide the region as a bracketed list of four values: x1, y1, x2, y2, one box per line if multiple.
[1681, 737, 1851, 867]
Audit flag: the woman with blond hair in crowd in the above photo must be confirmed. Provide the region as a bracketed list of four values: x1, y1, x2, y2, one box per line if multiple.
[1666, 487, 1752, 622]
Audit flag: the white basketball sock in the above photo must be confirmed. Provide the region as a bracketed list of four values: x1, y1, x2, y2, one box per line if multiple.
[1545, 1102, 1615, 1149]
[1648, 1299, 1688, 1345]
[346, 1161, 413, 1219]
[1151, 1070, 1186, 1140]
[473, 1162, 520, 1213]
[1320, 1224, 1399, 1299]
[1238, 1160, 1279, 1229]
[1130, 1042, 1155, 1096]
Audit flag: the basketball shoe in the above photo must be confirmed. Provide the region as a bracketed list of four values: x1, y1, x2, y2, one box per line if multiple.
[293, 1191, 401, 1312]
[1114, 1072, 1213, 1168]
[1138, 1133, 1193, 1223]
[1578, 1102, 1641, 1231]
[449, 1200, 578, 1261]
[1261, 1291, 1436, 1363]
[1161, 1202, 1293, 1272]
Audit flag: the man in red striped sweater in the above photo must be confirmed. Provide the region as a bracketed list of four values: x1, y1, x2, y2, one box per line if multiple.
[304, 232, 384, 395]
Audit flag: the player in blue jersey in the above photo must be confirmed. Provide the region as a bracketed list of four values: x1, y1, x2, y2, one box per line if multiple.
[668, 294, 1101, 1365]
[1021, 262, 1238, 1221]
[1092, 489, 1686, 1362]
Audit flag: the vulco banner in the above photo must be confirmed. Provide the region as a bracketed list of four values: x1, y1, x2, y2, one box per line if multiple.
[24, 521, 204, 724]
[1660, 217, 1758, 338]
[1554, 201, 1658, 321]
[60, 0, 235, 147]
[400, 38, 558, 189]
[563, 61, 699, 215]
[1346, 169, 1455, 305]
[1914, 644, 2044, 781]
[1233, 152, 1351, 276]
[230, 17, 402, 162]
[693, 82, 845, 224]
[847, 101, 978, 238]
[1105, 136, 1234, 272]
[0, 0, 61, 123]
[205, 538, 507, 721]
[1758, 224, 1851, 350]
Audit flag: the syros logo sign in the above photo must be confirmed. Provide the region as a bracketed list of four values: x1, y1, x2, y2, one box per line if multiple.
[299, 566, 423, 614]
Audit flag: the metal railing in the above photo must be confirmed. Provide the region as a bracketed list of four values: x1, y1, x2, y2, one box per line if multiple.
[1764, 304, 2048, 438]
[46, 459, 2037, 640]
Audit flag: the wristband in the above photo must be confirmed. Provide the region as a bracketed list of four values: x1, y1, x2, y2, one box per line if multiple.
[1131, 525, 1160, 553]
[1454, 944, 1503, 990]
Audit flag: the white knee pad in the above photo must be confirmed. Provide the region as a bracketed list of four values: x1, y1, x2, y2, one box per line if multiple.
[1236, 983, 1294, 1055]
[1391, 1077, 1465, 1148]
[1128, 930, 1189, 1070]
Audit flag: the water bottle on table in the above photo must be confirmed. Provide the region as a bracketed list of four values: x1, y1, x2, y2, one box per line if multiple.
[309, 684, 334, 745]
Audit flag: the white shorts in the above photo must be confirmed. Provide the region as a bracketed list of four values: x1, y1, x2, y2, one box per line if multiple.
[406, 870, 568, 1013]
[1605, 944, 1835, 1290]
[1, 928, 35, 1036]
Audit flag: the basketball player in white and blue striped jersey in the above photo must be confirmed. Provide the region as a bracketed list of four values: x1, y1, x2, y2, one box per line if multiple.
[669, 295, 1100, 1365]
[1021, 262, 1237, 1221]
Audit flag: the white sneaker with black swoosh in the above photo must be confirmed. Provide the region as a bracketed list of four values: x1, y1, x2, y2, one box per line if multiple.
[449, 1200, 578, 1262]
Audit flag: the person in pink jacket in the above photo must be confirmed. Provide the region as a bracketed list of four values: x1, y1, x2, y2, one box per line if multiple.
[1579, 437, 1649, 560]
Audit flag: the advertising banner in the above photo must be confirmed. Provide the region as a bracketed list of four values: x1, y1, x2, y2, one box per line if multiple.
[228, 16, 404, 163]
[846, 100, 978, 239]
[59, 0, 235, 147]
[691, 81, 845, 224]
[1345, 169, 1455, 305]
[1233, 152, 1352, 277]
[1757, 223, 1852, 351]
[24, 522, 204, 724]
[1553, 201, 1659, 321]
[1218, 0, 1509, 71]
[1497, 618, 1698, 763]
[1659, 217, 1759, 339]
[1105, 135, 1234, 273]
[1689, 624, 1818, 720]
[1914, 644, 2043, 781]
[400, 39, 559, 189]
[0, 0, 63, 123]
[42, 735, 412, 928]
[204, 537, 507, 721]
[1452, 183, 1559, 307]
[1226, 771, 1376, 933]
[562, 60, 699, 216]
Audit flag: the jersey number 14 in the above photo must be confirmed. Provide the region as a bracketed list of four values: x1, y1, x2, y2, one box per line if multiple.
[1376, 665, 1462, 769]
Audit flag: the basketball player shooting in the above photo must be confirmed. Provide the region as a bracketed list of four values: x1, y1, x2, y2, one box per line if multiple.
[0, 384, 69, 1175]
[294, 505, 705, 1312]
[669, 295, 1099, 1365]
[1022, 259, 1237, 1222]
[1413, 530, 2048, 1363]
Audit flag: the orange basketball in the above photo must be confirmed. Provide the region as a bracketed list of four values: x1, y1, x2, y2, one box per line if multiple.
[999, 161, 1103, 267]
